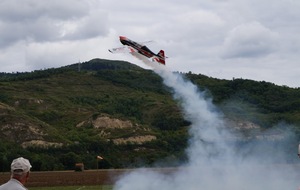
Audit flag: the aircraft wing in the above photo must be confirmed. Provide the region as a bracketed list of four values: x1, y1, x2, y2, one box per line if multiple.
[108, 47, 129, 53]
[140, 40, 154, 45]
[108, 46, 138, 54]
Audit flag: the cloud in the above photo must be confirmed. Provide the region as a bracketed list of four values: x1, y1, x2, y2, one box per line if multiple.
[59, 10, 109, 40]
[0, 0, 88, 22]
[0, 0, 111, 72]
[222, 22, 279, 58]
[0, 0, 108, 48]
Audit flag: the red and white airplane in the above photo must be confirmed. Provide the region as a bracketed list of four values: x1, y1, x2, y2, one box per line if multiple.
[109, 36, 166, 65]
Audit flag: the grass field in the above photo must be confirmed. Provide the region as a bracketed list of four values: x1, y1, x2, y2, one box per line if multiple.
[30, 185, 113, 190]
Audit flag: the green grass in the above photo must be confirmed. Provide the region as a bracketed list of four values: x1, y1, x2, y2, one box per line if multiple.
[30, 185, 113, 190]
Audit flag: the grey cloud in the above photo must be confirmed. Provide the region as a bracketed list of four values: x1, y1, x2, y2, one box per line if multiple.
[0, 0, 108, 48]
[63, 11, 109, 40]
[222, 22, 279, 58]
[0, 0, 88, 22]
[0, 17, 61, 47]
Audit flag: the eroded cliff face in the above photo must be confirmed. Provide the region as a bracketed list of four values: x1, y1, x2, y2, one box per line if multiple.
[77, 115, 157, 145]
[1, 123, 45, 142]
[225, 118, 286, 141]
[0, 100, 285, 149]
[0, 121, 63, 148]
[0, 102, 62, 148]
[1, 103, 41, 142]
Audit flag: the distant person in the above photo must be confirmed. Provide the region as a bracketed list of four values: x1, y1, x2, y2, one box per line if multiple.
[0, 157, 32, 190]
[298, 143, 300, 158]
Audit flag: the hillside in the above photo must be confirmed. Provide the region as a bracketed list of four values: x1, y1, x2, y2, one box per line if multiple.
[0, 58, 299, 171]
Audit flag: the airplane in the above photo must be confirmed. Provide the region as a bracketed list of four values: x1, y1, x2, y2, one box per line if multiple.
[109, 36, 166, 65]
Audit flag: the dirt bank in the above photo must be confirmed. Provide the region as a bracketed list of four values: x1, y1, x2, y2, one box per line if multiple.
[0, 168, 177, 187]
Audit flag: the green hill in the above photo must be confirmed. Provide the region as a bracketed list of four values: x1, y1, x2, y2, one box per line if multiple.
[0, 58, 299, 171]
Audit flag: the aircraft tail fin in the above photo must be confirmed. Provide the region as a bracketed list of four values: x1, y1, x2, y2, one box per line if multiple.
[153, 50, 166, 65]
[158, 50, 165, 58]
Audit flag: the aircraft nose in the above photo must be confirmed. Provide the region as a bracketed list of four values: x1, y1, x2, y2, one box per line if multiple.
[119, 36, 126, 40]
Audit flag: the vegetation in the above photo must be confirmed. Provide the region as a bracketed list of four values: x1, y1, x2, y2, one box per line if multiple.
[186, 72, 300, 128]
[0, 58, 299, 171]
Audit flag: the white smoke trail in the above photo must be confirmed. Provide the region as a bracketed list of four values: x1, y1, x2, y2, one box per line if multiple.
[113, 56, 300, 190]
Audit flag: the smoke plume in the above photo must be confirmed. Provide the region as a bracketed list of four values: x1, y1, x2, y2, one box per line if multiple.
[113, 55, 300, 190]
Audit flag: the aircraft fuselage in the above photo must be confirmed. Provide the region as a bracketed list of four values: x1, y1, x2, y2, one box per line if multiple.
[119, 36, 157, 58]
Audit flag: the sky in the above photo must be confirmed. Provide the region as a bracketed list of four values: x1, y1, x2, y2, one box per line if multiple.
[0, 0, 299, 88]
